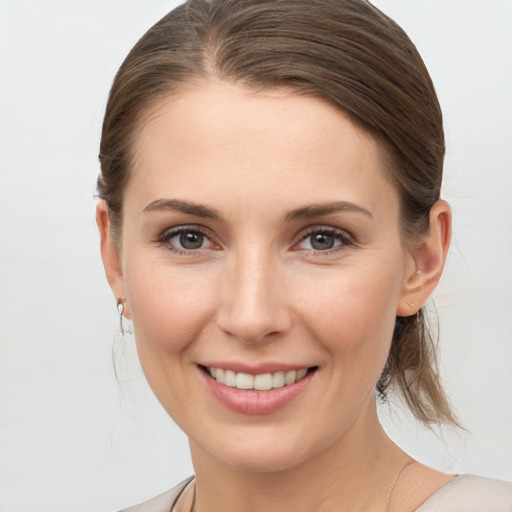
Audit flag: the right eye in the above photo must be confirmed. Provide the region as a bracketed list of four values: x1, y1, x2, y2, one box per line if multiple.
[159, 227, 214, 253]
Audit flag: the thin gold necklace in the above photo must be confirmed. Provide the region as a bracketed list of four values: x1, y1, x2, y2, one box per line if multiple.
[385, 460, 415, 511]
[190, 460, 415, 512]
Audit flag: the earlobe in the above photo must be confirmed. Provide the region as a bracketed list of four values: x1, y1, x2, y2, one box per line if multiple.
[397, 200, 451, 317]
[96, 201, 129, 316]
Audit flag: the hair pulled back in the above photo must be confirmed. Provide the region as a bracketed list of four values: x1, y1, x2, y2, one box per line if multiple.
[98, 0, 457, 425]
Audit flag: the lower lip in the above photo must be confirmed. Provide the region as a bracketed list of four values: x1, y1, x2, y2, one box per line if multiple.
[200, 368, 314, 415]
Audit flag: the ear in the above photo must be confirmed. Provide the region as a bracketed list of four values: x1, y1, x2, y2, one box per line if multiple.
[96, 201, 131, 319]
[397, 200, 452, 317]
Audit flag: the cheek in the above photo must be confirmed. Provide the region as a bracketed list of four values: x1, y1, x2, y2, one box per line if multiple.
[121, 259, 220, 421]
[123, 257, 217, 355]
[292, 260, 403, 361]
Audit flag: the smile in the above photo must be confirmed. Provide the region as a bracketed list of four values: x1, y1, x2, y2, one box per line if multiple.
[207, 367, 310, 391]
[200, 364, 317, 415]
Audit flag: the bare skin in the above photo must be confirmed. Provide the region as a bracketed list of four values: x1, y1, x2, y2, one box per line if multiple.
[174, 460, 455, 512]
[98, 79, 453, 512]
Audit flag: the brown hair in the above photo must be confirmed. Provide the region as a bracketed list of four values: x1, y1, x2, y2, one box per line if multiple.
[98, 0, 458, 425]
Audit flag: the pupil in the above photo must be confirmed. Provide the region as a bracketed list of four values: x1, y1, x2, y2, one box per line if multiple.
[180, 231, 203, 250]
[311, 233, 334, 250]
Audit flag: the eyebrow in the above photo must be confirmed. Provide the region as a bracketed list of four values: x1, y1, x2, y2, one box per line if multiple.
[283, 201, 373, 221]
[143, 198, 372, 222]
[143, 199, 224, 221]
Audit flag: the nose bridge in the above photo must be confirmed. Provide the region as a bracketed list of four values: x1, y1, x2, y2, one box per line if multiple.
[216, 242, 289, 342]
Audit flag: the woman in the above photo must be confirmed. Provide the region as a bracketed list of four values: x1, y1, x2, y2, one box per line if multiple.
[96, 0, 512, 510]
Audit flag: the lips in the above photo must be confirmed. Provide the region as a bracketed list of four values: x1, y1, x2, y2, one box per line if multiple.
[199, 364, 317, 415]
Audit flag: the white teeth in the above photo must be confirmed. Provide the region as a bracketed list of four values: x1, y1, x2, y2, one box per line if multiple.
[236, 372, 254, 390]
[272, 371, 285, 388]
[224, 370, 236, 387]
[254, 373, 272, 391]
[285, 370, 296, 386]
[296, 368, 307, 381]
[207, 366, 310, 390]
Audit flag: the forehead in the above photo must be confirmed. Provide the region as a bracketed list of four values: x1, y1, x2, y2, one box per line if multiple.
[128, 79, 399, 220]
[136, 80, 372, 160]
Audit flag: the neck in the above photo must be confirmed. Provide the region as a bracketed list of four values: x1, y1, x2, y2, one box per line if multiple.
[189, 397, 410, 512]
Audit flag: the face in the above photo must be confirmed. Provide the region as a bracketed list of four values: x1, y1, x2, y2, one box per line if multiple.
[101, 80, 424, 473]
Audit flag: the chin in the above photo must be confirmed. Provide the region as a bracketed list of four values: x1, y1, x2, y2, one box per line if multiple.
[213, 445, 311, 474]
[190, 423, 339, 475]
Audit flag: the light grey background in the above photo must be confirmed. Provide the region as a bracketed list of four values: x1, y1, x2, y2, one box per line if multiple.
[0, 1, 511, 511]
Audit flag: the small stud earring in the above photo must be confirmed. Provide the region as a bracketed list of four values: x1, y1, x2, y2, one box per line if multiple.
[117, 298, 133, 335]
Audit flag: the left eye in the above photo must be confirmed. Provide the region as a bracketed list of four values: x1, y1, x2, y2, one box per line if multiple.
[163, 228, 213, 251]
[297, 229, 351, 251]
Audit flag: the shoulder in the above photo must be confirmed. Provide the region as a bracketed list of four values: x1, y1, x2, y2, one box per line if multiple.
[415, 474, 512, 512]
[118, 476, 194, 512]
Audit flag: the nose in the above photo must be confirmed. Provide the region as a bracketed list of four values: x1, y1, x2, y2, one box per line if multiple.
[215, 248, 292, 343]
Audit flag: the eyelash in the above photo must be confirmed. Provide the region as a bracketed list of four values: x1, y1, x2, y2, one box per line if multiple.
[157, 226, 214, 255]
[295, 227, 354, 255]
[156, 225, 354, 255]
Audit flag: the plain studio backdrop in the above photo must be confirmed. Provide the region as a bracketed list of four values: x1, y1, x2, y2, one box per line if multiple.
[0, 1, 511, 511]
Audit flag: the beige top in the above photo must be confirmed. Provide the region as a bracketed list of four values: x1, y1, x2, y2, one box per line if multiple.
[120, 474, 512, 512]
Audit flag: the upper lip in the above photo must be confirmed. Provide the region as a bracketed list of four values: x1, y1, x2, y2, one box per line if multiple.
[199, 362, 316, 375]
